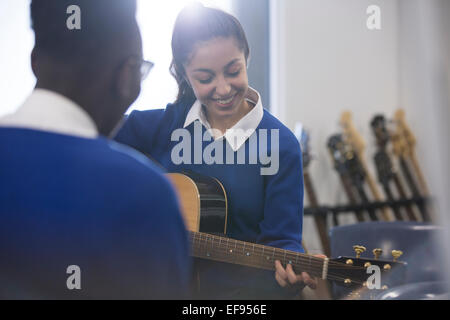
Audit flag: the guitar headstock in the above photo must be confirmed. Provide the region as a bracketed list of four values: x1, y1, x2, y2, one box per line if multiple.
[328, 134, 365, 182]
[329, 245, 407, 289]
[340, 111, 366, 158]
[327, 134, 347, 172]
[374, 151, 395, 185]
[295, 123, 312, 169]
[370, 115, 390, 148]
[391, 113, 410, 158]
[394, 109, 416, 153]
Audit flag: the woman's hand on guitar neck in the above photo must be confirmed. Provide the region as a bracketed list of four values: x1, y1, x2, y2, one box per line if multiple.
[274, 255, 327, 290]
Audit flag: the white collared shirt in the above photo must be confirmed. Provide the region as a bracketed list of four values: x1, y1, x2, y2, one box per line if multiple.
[0, 89, 98, 139]
[183, 87, 264, 151]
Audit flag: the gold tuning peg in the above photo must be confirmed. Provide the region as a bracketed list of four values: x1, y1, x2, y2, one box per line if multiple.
[353, 245, 366, 258]
[373, 248, 383, 260]
[392, 250, 403, 262]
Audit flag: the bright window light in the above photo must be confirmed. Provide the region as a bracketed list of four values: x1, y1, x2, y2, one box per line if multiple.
[0, 0, 35, 117]
[0, 0, 232, 117]
[131, 0, 232, 113]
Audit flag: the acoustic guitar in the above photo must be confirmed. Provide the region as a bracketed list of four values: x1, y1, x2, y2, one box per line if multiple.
[167, 171, 407, 290]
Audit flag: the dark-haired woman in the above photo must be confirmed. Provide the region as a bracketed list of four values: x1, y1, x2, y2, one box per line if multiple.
[115, 4, 322, 299]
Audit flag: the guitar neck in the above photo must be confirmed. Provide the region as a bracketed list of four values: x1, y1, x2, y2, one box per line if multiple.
[189, 231, 328, 280]
[303, 171, 331, 256]
[392, 173, 418, 221]
[303, 171, 319, 207]
[338, 173, 367, 222]
[357, 153, 391, 221]
[409, 152, 430, 196]
[398, 157, 431, 222]
[380, 182, 404, 221]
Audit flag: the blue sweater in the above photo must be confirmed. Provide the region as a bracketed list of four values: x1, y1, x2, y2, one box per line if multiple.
[0, 128, 191, 299]
[115, 100, 304, 299]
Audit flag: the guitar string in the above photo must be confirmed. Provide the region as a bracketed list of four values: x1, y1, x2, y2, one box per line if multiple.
[190, 231, 378, 285]
[190, 229, 398, 285]
[191, 231, 367, 268]
[190, 241, 345, 283]
[190, 232, 369, 285]
[190, 241, 364, 285]
[190, 231, 361, 271]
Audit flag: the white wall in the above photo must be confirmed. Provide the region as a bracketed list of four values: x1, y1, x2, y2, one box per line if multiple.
[397, 0, 450, 285]
[271, 0, 400, 253]
[273, 1, 450, 284]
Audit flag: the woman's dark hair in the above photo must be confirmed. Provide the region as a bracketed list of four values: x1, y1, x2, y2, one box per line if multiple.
[170, 3, 250, 104]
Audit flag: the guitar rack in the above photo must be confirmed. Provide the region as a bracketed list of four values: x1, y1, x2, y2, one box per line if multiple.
[303, 196, 429, 226]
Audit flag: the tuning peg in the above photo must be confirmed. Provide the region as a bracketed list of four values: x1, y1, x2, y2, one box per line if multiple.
[392, 250, 403, 262]
[353, 245, 366, 258]
[373, 248, 383, 260]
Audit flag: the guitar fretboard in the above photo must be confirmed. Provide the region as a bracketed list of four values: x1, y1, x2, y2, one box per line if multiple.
[189, 231, 327, 279]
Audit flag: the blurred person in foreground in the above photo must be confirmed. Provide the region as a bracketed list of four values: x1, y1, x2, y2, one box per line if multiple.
[0, 0, 191, 299]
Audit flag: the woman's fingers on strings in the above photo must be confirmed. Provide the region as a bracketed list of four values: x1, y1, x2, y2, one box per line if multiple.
[275, 260, 288, 287]
[275, 260, 320, 290]
[275, 271, 288, 287]
[286, 263, 301, 285]
[276, 260, 304, 288]
[301, 272, 317, 289]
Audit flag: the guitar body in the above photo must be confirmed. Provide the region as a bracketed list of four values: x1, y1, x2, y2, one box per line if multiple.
[167, 172, 228, 235]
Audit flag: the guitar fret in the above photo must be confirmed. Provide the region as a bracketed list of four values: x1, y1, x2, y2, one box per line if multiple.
[207, 234, 211, 257]
[309, 255, 312, 272]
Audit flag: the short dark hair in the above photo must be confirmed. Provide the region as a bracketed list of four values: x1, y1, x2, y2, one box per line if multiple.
[170, 3, 250, 104]
[30, 0, 138, 63]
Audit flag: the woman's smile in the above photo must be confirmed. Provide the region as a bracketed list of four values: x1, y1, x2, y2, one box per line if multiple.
[211, 93, 238, 108]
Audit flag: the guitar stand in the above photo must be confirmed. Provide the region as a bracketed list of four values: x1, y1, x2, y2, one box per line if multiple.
[304, 196, 430, 226]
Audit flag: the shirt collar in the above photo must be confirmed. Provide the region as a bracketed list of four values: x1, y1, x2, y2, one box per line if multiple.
[0, 88, 98, 139]
[183, 87, 264, 151]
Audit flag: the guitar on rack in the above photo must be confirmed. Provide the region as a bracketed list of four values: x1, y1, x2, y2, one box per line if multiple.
[371, 115, 418, 221]
[327, 135, 372, 222]
[391, 111, 432, 222]
[296, 124, 331, 257]
[340, 112, 392, 221]
[167, 171, 407, 293]
[394, 110, 430, 196]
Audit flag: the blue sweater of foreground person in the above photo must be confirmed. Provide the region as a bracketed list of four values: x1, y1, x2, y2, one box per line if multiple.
[114, 98, 305, 299]
[0, 128, 191, 299]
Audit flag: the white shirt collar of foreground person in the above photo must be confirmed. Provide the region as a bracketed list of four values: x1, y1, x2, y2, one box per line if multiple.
[0, 89, 98, 139]
[183, 87, 264, 152]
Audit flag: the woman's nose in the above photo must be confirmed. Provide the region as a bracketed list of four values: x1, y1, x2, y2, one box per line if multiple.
[214, 77, 232, 97]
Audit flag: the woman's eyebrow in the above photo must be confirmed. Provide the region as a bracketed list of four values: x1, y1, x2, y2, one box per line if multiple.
[224, 59, 241, 69]
[192, 58, 242, 73]
[193, 68, 214, 74]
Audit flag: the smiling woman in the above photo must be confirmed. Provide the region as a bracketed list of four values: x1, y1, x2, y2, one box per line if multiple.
[183, 36, 251, 134]
[114, 3, 314, 300]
